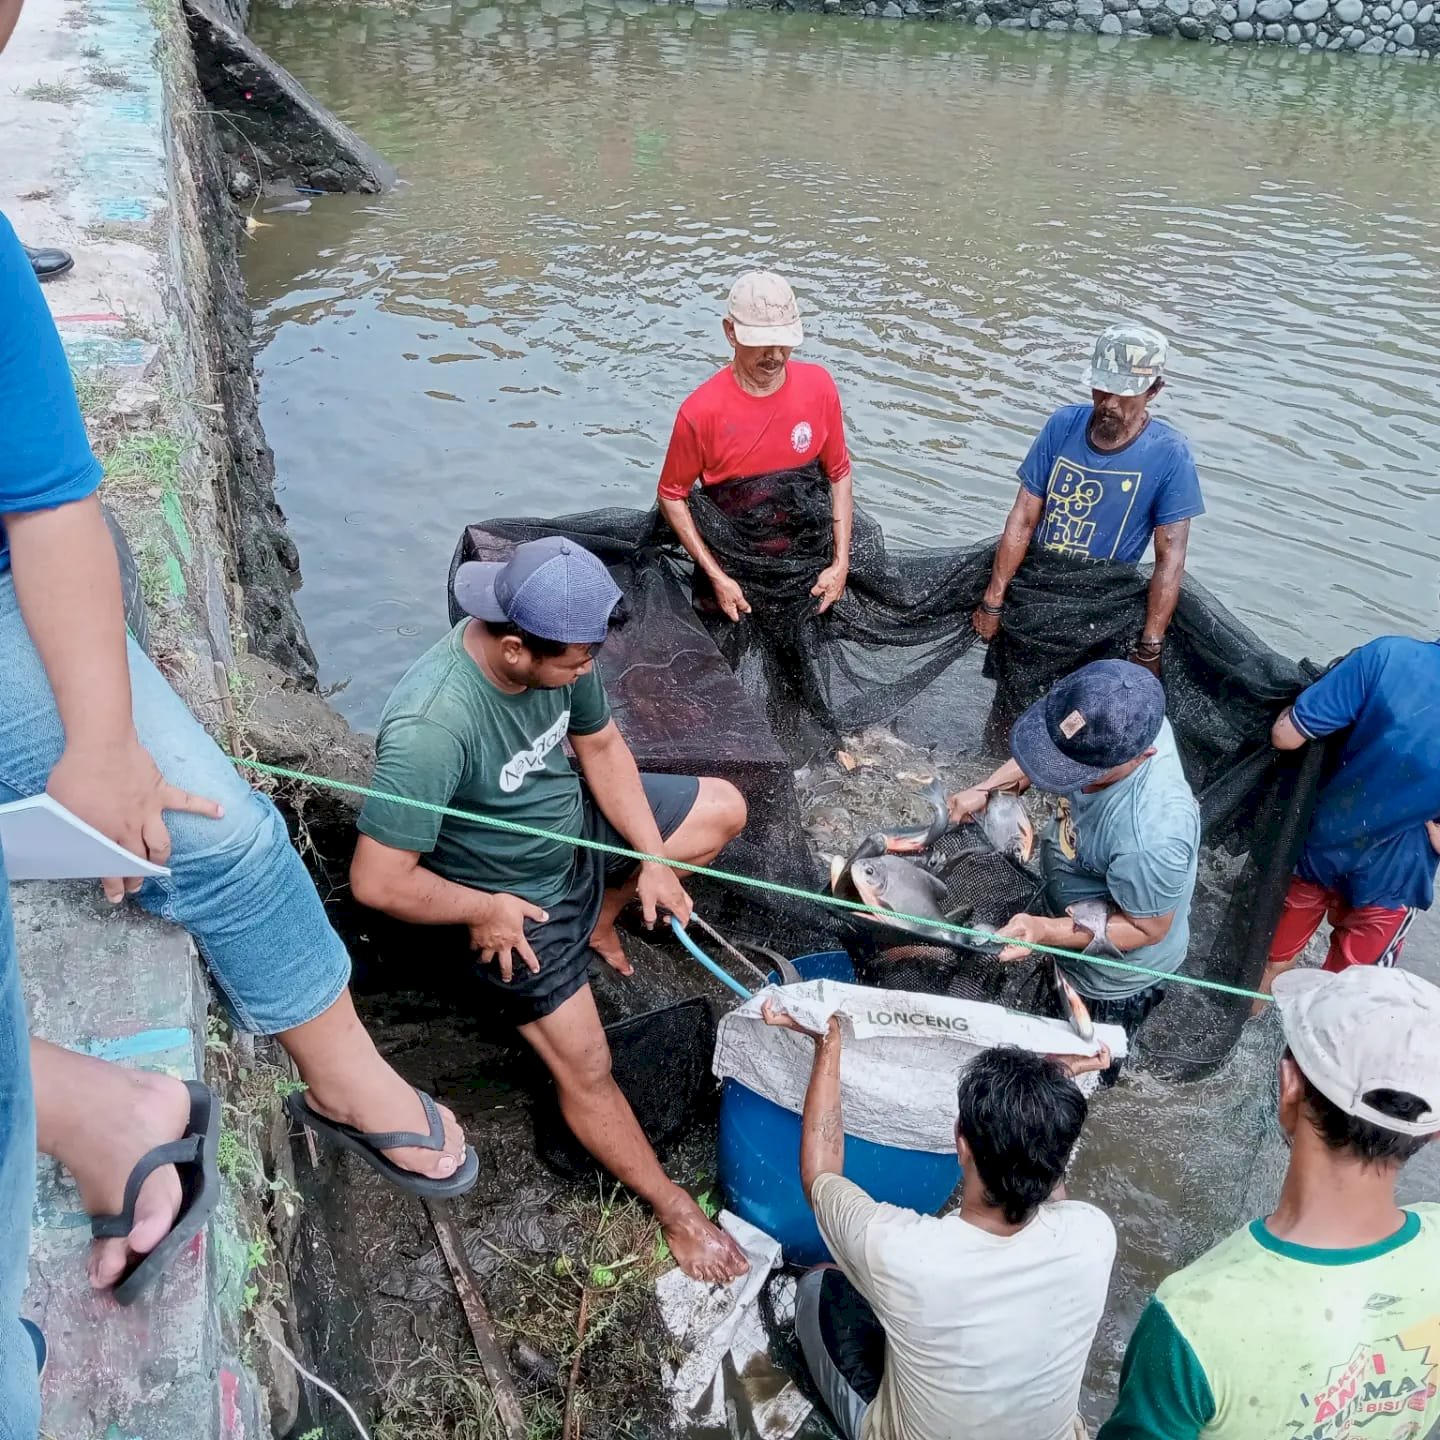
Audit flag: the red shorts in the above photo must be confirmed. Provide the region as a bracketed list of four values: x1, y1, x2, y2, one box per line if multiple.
[1269, 876, 1416, 971]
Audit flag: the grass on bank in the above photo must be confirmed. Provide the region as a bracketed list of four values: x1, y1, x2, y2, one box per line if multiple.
[86, 63, 138, 90]
[372, 1182, 681, 1440]
[24, 79, 82, 104]
[206, 1015, 304, 1347]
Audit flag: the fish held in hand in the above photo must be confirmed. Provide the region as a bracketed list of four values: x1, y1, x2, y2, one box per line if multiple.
[978, 791, 1036, 863]
[851, 776, 957, 860]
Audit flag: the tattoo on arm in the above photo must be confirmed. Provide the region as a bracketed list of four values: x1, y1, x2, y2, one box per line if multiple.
[819, 1108, 843, 1143]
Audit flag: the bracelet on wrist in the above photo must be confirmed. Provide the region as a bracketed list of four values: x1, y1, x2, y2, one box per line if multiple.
[980, 601, 1004, 616]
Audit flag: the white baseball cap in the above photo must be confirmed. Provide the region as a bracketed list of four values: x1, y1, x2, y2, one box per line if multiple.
[1274, 966, 1440, 1138]
[726, 271, 803, 349]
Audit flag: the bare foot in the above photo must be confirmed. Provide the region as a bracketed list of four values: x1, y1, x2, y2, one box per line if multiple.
[589, 918, 634, 977]
[660, 1195, 750, 1284]
[49, 1068, 191, 1291]
[301, 1070, 468, 1182]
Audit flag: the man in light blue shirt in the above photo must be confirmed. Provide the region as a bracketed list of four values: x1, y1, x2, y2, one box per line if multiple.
[950, 660, 1200, 1071]
[973, 324, 1205, 675]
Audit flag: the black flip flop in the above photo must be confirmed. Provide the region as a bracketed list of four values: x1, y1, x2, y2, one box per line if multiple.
[91, 1079, 222, 1307]
[283, 1087, 479, 1199]
[20, 1317, 45, 1376]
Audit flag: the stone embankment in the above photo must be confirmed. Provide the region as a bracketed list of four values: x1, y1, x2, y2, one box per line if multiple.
[731, 0, 1439, 56]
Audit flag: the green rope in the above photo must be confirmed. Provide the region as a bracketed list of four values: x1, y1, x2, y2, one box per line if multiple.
[230, 754, 1272, 1004]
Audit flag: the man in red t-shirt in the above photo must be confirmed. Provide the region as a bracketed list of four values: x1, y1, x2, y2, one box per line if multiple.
[656, 271, 854, 621]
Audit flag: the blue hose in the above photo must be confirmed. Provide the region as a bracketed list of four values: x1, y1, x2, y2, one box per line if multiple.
[668, 916, 754, 999]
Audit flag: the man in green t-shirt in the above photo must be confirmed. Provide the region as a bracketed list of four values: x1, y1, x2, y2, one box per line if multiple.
[1100, 965, 1440, 1440]
[350, 537, 750, 1283]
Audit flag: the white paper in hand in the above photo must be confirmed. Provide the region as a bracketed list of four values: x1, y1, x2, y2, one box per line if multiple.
[0, 794, 170, 881]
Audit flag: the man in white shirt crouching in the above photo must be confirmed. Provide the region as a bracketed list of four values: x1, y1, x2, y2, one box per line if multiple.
[763, 1001, 1116, 1440]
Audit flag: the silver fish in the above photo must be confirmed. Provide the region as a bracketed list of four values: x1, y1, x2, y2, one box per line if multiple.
[1047, 957, 1095, 1043]
[979, 791, 1037, 864]
[850, 855, 951, 938]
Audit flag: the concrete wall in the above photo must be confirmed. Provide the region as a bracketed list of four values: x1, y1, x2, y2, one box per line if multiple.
[726, 0, 1439, 56]
[3, 0, 332, 1428]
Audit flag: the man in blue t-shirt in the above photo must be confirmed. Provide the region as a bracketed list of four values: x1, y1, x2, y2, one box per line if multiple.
[973, 323, 1205, 674]
[1258, 636, 1440, 999]
[949, 660, 1200, 1080]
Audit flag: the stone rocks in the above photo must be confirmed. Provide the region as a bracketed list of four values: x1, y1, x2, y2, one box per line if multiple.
[1256, 0, 1291, 19]
[1418, 3, 1435, 21]
[1216, 19, 1233, 31]
[1357, 29, 1386, 43]
[1292, 0, 1327, 18]
[1164, 0, 1190, 13]
[1232, 16, 1255, 32]
[1373, 3, 1390, 16]
[974, 11, 993, 25]
[1419, 18, 1440, 43]
[1396, 18, 1416, 36]
[1192, 0, 1217, 16]
[1177, 13, 1204, 31]
[1220, 1, 1237, 15]
[1101, 9, 1123, 25]
[1263, 19, 1284, 32]
[228, 169, 257, 201]
[1333, 0, 1363, 18]
[881, 2, 903, 16]
[1042, 18, 1069, 27]
[1149, 7, 1176, 25]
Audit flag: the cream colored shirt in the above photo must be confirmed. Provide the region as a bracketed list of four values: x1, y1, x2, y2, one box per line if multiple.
[811, 1173, 1115, 1440]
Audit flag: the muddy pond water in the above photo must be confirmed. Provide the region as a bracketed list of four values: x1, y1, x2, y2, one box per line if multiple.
[243, 2, 1440, 1428]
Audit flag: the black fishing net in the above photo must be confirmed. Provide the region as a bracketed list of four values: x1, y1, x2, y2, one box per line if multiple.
[531, 997, 718, 1180]
[449, 486, 1328, 1079]
[851, 831, 1044, 1007]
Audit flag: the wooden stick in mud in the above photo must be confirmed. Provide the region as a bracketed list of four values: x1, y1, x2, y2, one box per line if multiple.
[424, 1201, 527, 1440]
[562, 1287, 592, 1440]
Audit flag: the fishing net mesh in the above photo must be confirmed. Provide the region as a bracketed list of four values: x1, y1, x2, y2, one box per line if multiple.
[451, 476, 1327, 1079]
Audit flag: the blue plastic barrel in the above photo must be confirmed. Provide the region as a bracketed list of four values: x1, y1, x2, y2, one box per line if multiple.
[719, 949, 962, 1264]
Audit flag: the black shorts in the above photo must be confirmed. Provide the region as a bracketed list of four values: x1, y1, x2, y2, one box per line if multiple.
[795, 1267, 885, 1440]
[475, 772, 700, 1027]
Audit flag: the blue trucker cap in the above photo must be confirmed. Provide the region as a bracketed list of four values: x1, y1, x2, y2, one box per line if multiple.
[1010, 659, 1166, 794]
[452, 536, 622, 645]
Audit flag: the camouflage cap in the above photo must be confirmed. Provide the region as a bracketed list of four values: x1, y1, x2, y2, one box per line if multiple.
[1082, 322, 1169, 398]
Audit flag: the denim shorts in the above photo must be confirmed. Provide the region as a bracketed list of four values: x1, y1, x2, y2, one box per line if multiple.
[0, 864, 40, 1440]
[0, 569, 351, 1035]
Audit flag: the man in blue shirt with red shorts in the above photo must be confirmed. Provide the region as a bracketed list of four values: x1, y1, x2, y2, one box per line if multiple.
[973, 323, 1205, 675]
[1259, 635, 1440, 998]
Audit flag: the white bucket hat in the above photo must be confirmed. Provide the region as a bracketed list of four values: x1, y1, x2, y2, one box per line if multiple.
[1274, 966, 1440, 1138]
[726, 271, 803, 349]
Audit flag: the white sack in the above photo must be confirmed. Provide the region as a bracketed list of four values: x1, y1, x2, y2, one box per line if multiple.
[713, 979, 1128, 1154]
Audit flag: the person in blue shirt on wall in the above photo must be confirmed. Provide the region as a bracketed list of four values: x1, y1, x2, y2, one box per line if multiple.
[973, 323, 1205, 676]
[1257, 633, 1440, 1001]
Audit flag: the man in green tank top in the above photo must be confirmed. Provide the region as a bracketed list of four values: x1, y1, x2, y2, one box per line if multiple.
[1100, 965, 1440, 1440]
